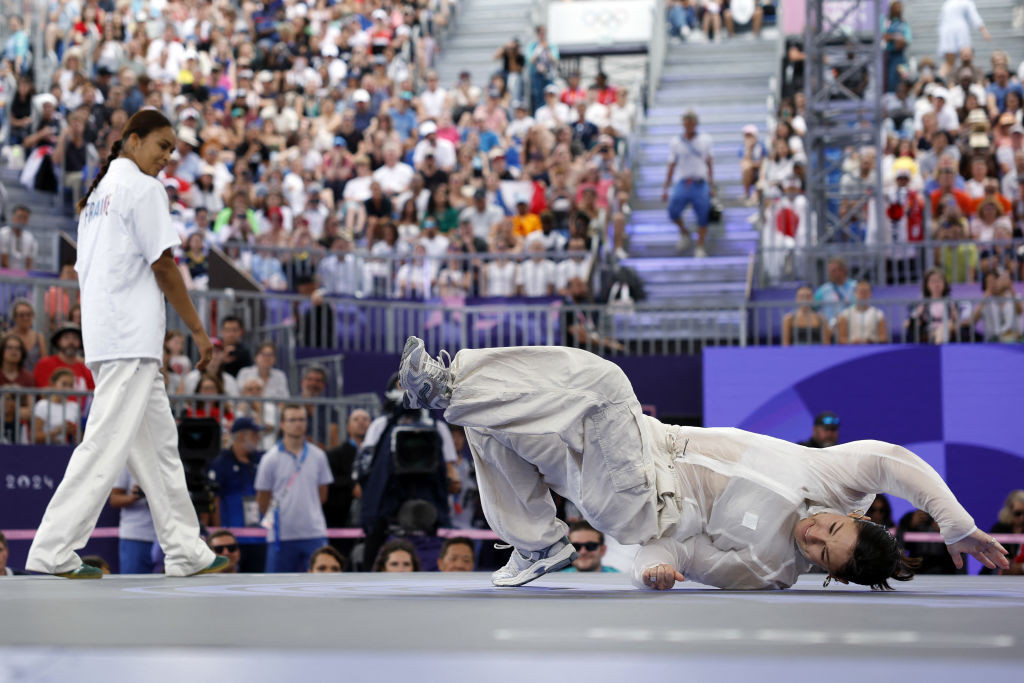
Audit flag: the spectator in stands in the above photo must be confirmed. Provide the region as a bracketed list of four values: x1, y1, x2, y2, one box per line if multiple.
[813, 258, 857, 326]
[186, 372, 234, 432]
[988, 490, 1024, 575]
[937, 0, 990, 80]
[663, 110, 714, 258]
[797, 411, 840, 448]
[525, 25, 559, 112]
[0, 530, 20, 575]
[373, 143, 415, 198]
[256, 404, 333, 573]
[237, 341, 289, 400]
[33, 324, 93, 398]
[565, 521, 619, 573]
[882, 2, 912, 92]
[740, 126, 766, 204]
[906, 267, 960, 344]
[783, 285, 830, 346]
[6, 74, 33, 147]
[309, 546, 345, 573]
[436, 537, 476, 572]
[396, 242, 434, 299]
[372, 539, 421, 572]
[971, 198, 1013, 274]
[182, 338, 240, 397]
[517, 239, 557, 297]
[5, 299, 44, 372]
[21, 92, 62, 154]
[208, 530, 242, 574]
[32, 367, 79, 444]
[413, 121, 456, 172]
[436, 244, 474, 298]
[299, 364, 339, 450]
[219, 316, 252, 378]
[0, 205, 38, 270]
[480, 242, 518, 297]
[535, 85, 571, 130]
[986, 65, 1022, 121]
[837, 280, 888, 344]
[178, 231, 210, 292]
[461, 188, 506, 242]
[0, 332, 33, 389]
[971, 267, 1022, 342]
[867, 494, 895, 528]
[324, 409, 370, 538]
[899, 507, 960, 574]
[109, 468, 157, 574]
[563, 275, 624, 352]
[51, 109, 97, 209]
[933, 192, 978, 283]
[208, 418, 265, 572]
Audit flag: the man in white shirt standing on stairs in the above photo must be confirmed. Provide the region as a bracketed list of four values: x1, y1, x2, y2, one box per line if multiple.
[662, 109, 715, 258]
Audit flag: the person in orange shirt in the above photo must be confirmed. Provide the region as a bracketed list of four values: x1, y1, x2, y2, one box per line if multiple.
[512, 199, 541, 237]
[928, 161, 973, 219]
[968, 177, 1012, 216]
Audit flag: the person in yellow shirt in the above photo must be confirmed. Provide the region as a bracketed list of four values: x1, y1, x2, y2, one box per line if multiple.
[512, 199, 541, 237]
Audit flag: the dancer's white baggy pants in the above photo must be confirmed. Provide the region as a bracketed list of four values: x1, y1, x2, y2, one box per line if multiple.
[444, 347, 681, 552]
[26, 359, 216, 576]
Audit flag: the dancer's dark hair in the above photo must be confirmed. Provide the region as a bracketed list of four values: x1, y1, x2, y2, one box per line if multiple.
[77, 109, 173, 213]
[837, 519, 920, 590]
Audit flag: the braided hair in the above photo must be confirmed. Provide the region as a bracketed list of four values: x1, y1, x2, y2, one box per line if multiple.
[77, 109, 174, 213]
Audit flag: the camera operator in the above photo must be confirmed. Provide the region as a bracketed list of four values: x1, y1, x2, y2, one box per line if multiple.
[356, 373, 461, 569]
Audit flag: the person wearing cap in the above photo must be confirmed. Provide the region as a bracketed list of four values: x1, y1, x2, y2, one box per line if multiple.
[921, 86, 959, 132]
[534, 84, 571, 130]
[21, 92, 63, 153]
[798, 412, 841, 448]
[880, 162, 925, 282]
[413, 119, 457, 171]
[174, 126, 202, 182]
[352, 88, 375, 132]
[663, 109, 714, 257]
[207, 417, 267, 572]
[33, 324, 94, 397]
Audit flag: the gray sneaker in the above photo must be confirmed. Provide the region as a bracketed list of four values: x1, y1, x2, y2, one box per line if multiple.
[398, 336, 453, 410]
[491, 537, 578, 587]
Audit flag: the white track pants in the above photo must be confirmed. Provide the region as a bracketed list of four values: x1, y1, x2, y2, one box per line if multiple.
[26, 359, 216, 576]
[443, 347, 677, 553]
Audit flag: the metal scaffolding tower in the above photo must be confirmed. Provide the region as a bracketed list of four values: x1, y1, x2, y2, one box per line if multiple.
[804, 0, 885, 243]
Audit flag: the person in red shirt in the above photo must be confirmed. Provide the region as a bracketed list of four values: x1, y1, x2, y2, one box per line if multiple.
[560, 74, 586, 107]
[33, 324, 95, 404]
[928, 160, 973, 219]
[593, 72, 618, 106]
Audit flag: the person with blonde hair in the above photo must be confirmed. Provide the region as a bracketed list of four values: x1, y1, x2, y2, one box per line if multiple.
[987, 490, 1024, 575]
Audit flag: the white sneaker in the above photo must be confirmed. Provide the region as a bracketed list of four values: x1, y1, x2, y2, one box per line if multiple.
[694, 245, 708, 258]
[398, 336, 453, 410]
[491, 537, 578, 587]
[676, 233, 691, 254]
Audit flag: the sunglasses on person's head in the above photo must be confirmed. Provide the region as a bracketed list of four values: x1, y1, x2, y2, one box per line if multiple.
[818, 416, 840, 427]
[213, 543, 239, 553]
[573, 541, 601, 552]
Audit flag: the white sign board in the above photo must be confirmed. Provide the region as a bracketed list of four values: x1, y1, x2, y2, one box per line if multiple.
[547, 0, 656, 48]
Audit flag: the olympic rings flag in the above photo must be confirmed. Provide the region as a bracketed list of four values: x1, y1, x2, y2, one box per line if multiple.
[547, 0, 656, 48]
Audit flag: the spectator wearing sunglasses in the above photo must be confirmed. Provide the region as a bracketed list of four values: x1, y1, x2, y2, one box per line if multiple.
[562, 521, 619, 573]
[208, 530, 242, 574]
[986, 490, 1024, 575]
[798, 411, 841, 449]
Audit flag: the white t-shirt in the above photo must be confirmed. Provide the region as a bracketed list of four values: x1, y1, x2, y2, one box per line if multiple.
[75, 159, 180, 367]
[669, 132, 714, 183]
[516, 259, 558, 297]
[420, 87, 448, 120]
[32, 398, 80, 441]
[372, 162, 415, 195]
[556, 257, 591, 290]
[412, 138, 457, 171]
[484, 260, 517, 297]
[114, 468, 157, 542]
[0, 226, 39, 269]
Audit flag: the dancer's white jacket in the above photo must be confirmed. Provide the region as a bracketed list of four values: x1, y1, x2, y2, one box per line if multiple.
[630, 427, 977, 589]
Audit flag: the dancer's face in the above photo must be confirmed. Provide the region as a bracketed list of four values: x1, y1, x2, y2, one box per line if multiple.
[124, 126, 176, 177]
[793, 512, 860, 578]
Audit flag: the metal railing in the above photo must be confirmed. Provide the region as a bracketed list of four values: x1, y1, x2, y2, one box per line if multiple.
[754, 238, 1024, 288]
[0, 387, 381, 448]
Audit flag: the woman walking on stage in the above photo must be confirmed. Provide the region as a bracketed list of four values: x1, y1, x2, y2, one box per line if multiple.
[27, 110, 228, 578]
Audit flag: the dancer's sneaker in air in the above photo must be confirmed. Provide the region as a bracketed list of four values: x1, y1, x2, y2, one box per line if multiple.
[398, 336, 453, 410]
[491, 537, 578, 587]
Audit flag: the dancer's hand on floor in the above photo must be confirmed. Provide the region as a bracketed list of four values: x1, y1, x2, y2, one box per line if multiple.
[946, 529, 1009, 571]
[642, 563, 686, 590]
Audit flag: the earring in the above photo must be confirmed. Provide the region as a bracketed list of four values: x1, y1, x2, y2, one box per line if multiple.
[822, 576, 832, 588]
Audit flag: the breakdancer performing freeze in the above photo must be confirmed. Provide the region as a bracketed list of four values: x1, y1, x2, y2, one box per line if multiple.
[399, 338, 1009, 589]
